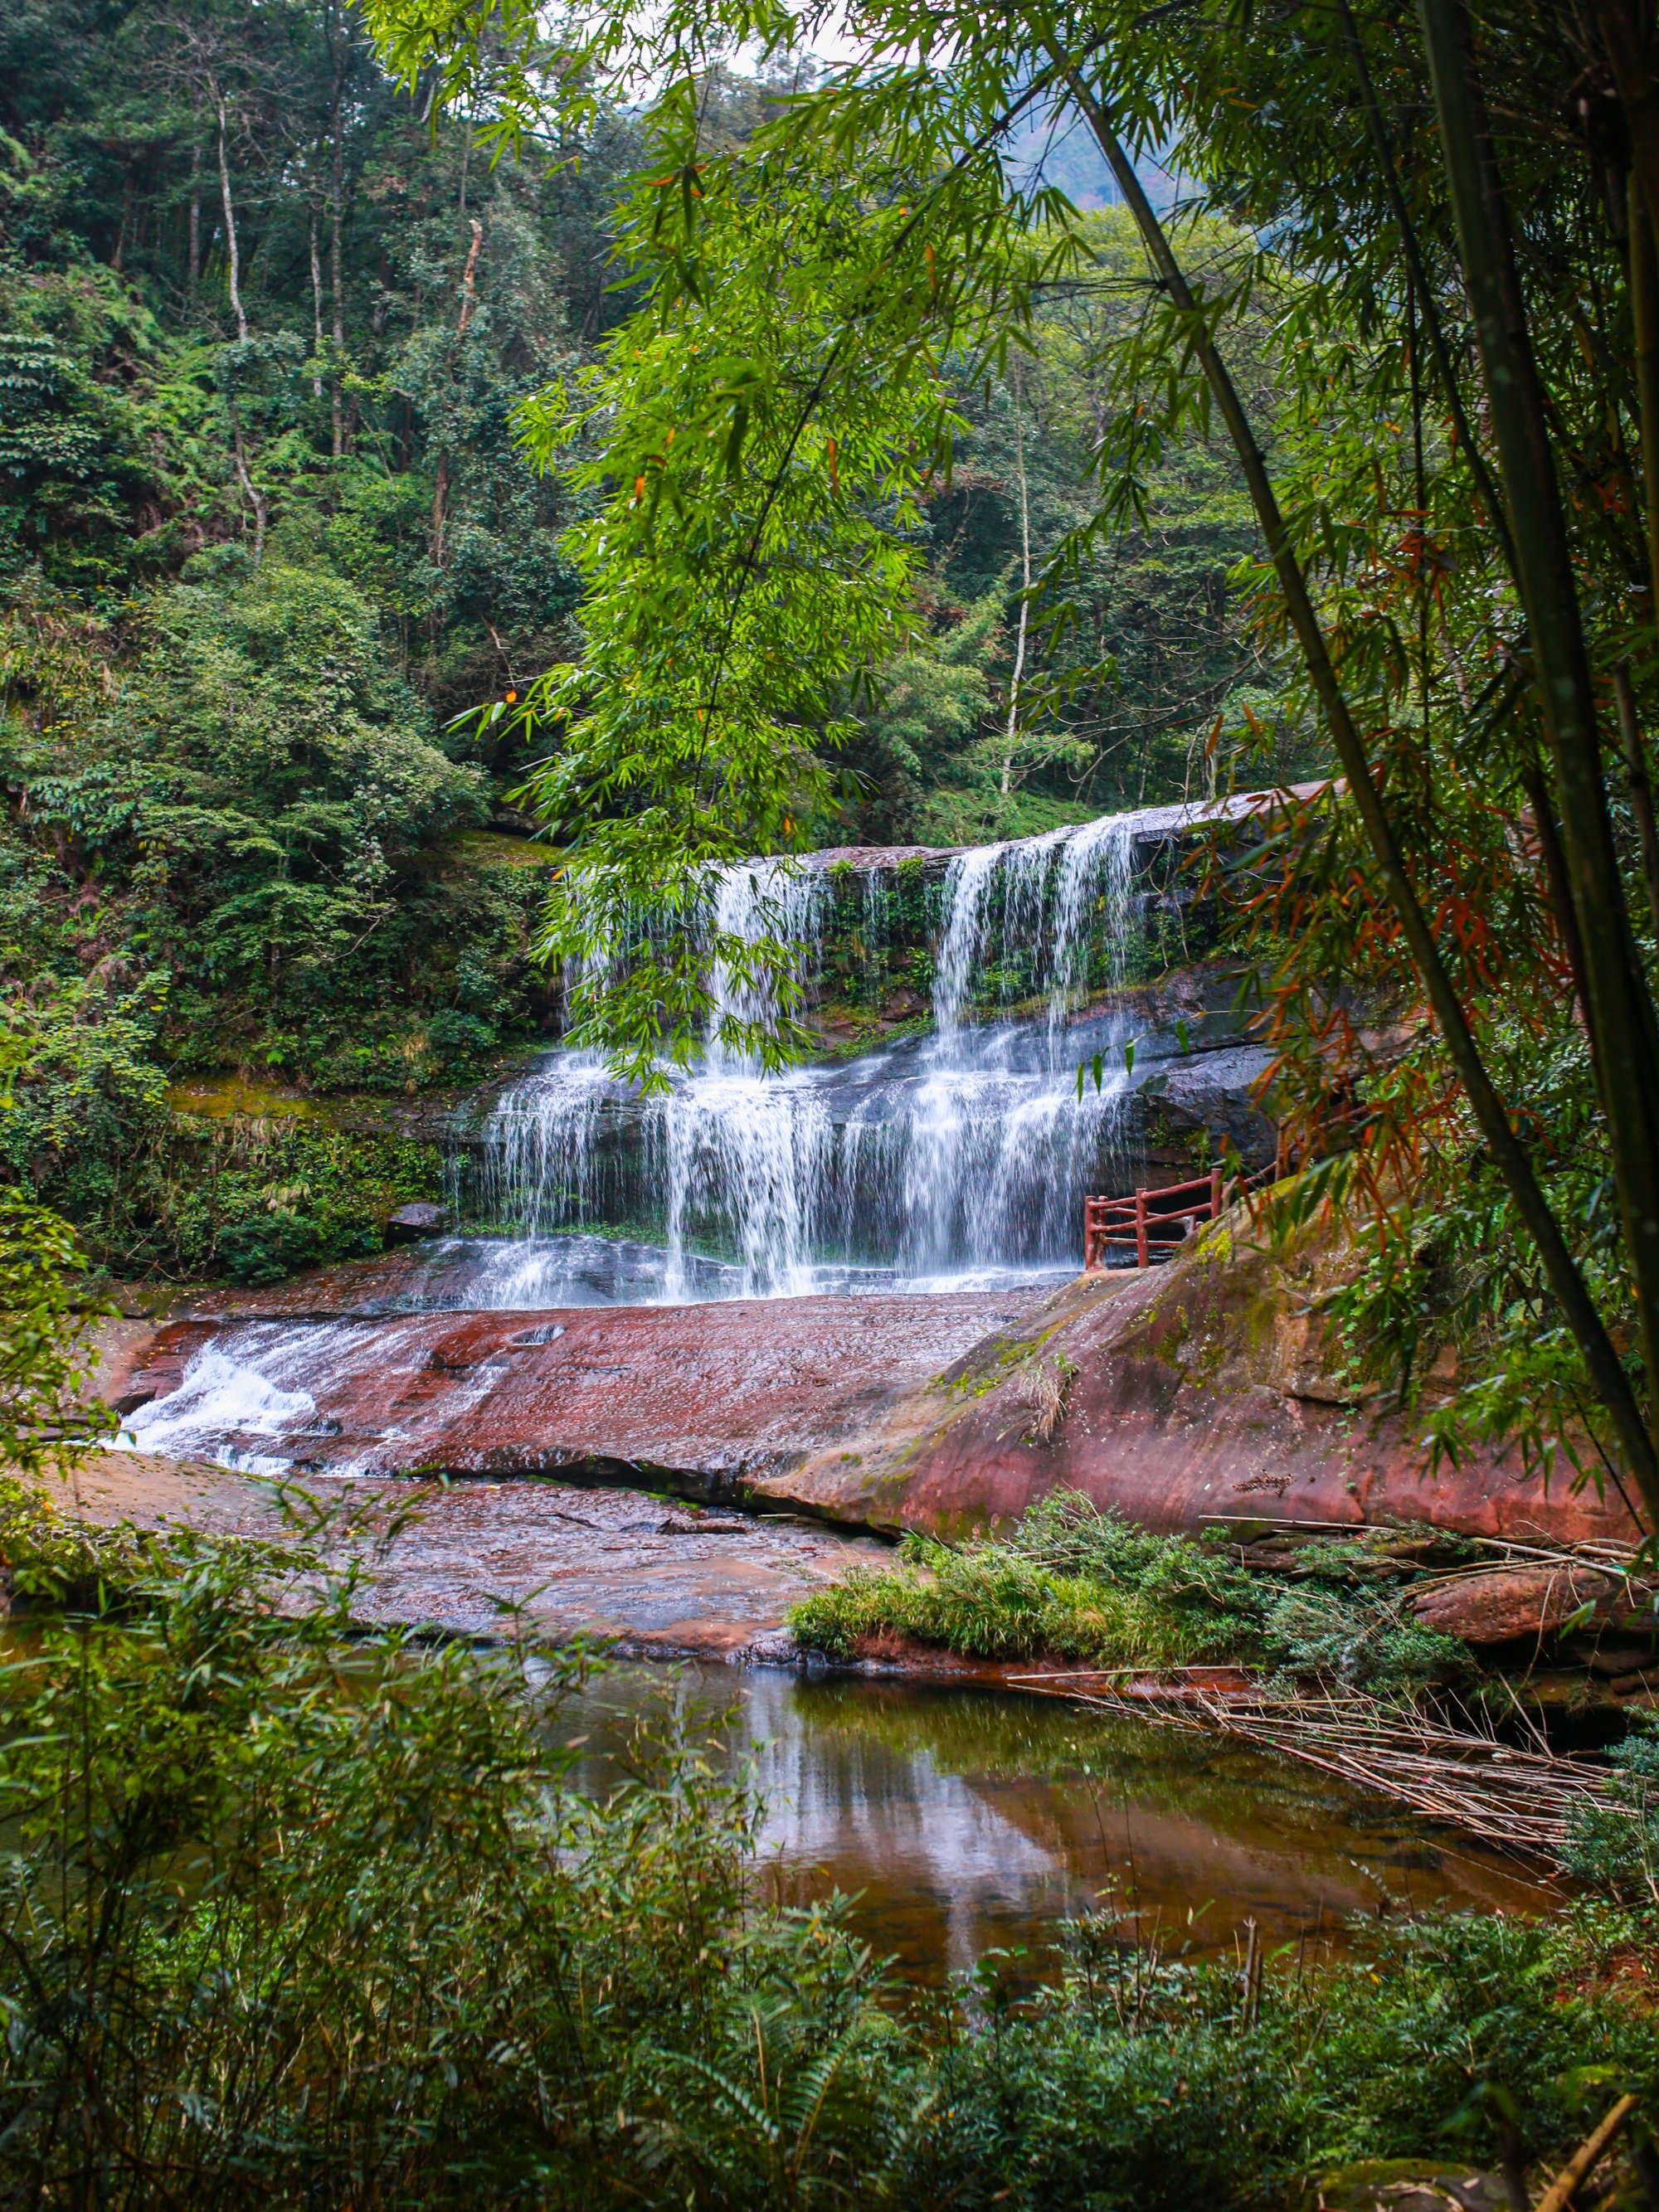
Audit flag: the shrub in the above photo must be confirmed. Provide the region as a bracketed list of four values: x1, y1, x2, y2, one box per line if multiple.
[790, 1492, 1468, 1691]
[0, 1493, 912, 2207]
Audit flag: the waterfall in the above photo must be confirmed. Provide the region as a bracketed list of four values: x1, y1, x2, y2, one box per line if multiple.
[1048, 813, 1136, 1045]
[933, 840, 1010, 1043]
[705, 859, 826, 1072]
[469, 806, 1170, 1305]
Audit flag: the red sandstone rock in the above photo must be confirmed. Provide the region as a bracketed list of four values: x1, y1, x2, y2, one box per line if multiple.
[58, 1451, 885, 1657]
[751, 1222, 1643, 1547]
[95, 1215, 1644, 1550]
[1409, 1566, 1620, 1645]
[100, 1291, 1044, 1494]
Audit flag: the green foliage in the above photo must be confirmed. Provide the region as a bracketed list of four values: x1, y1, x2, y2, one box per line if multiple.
[914, 1903, 1659, 2209]
[790, 1491, 1468, 1692]
[1565, 1716, 1659, 1898]
[507, 89, 1058, 1083]
[894, 211, 1306, 846]
[0, 1480, 1650, 2205]
[0, 1497, 908, 2203]
[834, 584, 1003, 845]
[162, 1116, 446, 1285]
[0, 1194, 111, 1479]
[0, 2, 622, 1275]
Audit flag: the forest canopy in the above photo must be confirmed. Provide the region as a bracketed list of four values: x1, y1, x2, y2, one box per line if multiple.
[0, 0, 1283, 1276]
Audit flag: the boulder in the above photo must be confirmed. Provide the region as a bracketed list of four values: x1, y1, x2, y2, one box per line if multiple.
[385, 1201, 448, 1242]
[1409, 1566, 1621, 1645]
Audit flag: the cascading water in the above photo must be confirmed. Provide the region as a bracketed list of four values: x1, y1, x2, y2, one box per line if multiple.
[110, 803, 1228, 1471]
[461, 805, 1173, 1305]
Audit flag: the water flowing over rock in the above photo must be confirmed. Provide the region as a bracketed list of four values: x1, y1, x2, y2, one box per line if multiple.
[126, 794, 1588, 1557]
[460, 798, 1272, 1305]
[104, 1290, 1044, 1488]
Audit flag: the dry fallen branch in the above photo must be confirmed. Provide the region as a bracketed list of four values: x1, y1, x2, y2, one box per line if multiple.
[1532, 2093, 1637, 2212]
[1015, 1678, 1637, 1869]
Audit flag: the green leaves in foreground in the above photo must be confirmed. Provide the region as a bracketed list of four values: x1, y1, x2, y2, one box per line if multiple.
[0, 1486, 1651, 2204]
[494, 77, 1066, 1083]
[0, 1194, 112, 1480]
[0, 1491, 911, 2205]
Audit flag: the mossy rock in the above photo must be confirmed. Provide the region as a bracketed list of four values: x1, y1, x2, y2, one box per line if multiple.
[1283, 2158, 1511, 2212]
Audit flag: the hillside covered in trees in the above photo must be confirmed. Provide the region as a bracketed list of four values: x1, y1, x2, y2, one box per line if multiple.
[0, 0, 1292, 1277]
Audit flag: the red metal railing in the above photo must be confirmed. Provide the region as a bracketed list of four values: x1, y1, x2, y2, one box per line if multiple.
[1083, 1169, 1229, 1271]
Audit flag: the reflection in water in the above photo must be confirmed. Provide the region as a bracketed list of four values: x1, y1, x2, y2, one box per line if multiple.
[563, 1665, 1556, 1983]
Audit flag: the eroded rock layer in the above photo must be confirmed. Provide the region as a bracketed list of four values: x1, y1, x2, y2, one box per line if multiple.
[758, 1223, 1641, 1546]
[101, 1289, 1044, 1495]
[99, 1220, 1638, 1548]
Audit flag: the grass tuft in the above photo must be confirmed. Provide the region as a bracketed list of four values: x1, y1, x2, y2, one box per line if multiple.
[789, 1491, 1470, 1691]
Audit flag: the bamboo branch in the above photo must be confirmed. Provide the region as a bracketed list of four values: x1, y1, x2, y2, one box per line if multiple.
[1333, 0, 1517, 577]
[1049, 46, 1659, 1517]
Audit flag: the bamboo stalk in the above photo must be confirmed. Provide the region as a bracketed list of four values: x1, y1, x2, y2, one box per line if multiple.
[1533, 2093, 1637, 2212]
[1049, 46, 1659, 1518]
[1418, 0, 1659, 1492]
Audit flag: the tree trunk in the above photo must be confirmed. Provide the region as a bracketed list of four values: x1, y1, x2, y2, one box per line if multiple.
[187, 139, 201, 302]
[431, 218, 484, 567]
[431, 457, 449, 567]
[1594, 0, 1659, 241]
[227, 391, 266, 567]
[1333, 0, 1515, 572]
[1614, 663, 1659, 941]
[309, 209, 325, 400]
[1630, 172, 1659, 619]
[216, 95, 247, 343]
[1051, 41, 1659, 1514]
[1001, 367, 1030, 819]
[330, 69, 346, 457]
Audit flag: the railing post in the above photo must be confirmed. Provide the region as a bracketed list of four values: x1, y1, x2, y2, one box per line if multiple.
[1135, 1188, 1148, 1269]
[1209, 1166, 1222, 1222]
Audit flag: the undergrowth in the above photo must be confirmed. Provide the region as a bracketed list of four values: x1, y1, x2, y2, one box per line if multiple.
[787, 1491, 1471, 1692]
[0, 1481, 1652, 2205]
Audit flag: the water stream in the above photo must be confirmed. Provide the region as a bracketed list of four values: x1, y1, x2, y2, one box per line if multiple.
[568, 1664, 1555, 1983]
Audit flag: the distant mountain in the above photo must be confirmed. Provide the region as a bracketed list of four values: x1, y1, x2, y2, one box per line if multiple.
[1003, 105, 1184, 213]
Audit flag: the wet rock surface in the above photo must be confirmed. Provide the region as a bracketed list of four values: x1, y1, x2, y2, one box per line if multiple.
[757, 1222, 1643, 1546]
[97, 1216, 1641, 1550]
[102, 1286, 1048, 1494]
[62, 1453, 887, 1657]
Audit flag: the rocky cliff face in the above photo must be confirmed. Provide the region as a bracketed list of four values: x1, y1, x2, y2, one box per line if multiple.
[97, 1206, 1637, 1549]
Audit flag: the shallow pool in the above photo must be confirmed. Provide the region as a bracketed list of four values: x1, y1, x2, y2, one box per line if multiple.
[560, 1660, 1556, 1981]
